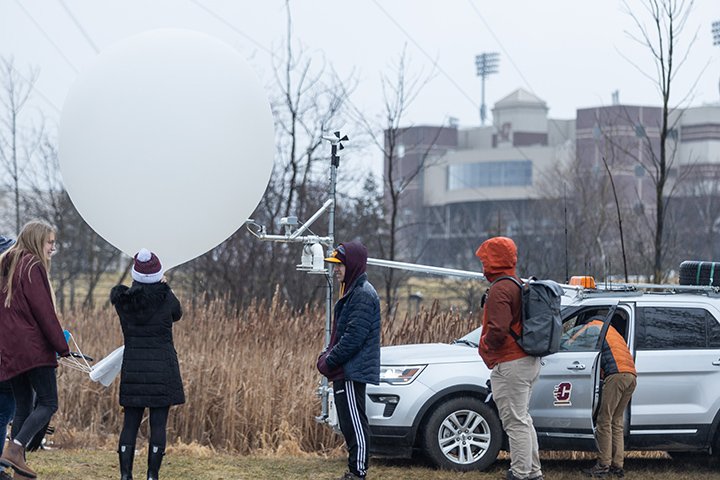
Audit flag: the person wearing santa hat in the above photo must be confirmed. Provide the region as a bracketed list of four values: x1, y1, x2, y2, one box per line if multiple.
[110, 249, 184, 480]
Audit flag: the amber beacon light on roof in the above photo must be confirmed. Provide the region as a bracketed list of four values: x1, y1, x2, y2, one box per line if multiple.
[568, 276, 597, 289]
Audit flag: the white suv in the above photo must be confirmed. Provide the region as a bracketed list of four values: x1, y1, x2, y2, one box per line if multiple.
[331, 282, 720, 471]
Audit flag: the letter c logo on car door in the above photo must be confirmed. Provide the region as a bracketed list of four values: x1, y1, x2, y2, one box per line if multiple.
[553, 382, 572, 406]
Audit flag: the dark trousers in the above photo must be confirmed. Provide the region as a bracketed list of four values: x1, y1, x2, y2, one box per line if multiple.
[9, 367, 58, 446]
[119, 406, 170, 448]
[0, 386, 15, 456]
[333, 380, 369, 478]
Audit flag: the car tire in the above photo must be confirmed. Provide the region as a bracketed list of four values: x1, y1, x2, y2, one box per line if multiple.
[421, 396, 502, 471]
[679, 261, 720, 287]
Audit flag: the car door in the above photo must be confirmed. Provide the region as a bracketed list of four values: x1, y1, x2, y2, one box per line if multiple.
[530, 302, 618, 449]
[628, 301, 720, 450]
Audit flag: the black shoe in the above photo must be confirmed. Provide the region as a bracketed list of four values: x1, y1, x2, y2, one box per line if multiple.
[0, 470, 12, 480]
[609, 466, 624, 478]
[582, 463, 610, 477]
[338, 472, 363, 480]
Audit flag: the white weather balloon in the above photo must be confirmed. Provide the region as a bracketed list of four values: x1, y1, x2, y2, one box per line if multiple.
[59, 29, 274, 270]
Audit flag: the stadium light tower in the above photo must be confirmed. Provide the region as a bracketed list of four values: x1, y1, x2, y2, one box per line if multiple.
[713, 20, 720, 98]
[475, 52, 499, 126]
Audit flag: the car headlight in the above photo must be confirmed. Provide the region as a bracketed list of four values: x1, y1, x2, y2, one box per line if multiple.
[379, 365, 426, 385]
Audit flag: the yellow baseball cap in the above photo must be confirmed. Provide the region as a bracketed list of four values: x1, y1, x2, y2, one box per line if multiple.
[324, 244, 346, 264]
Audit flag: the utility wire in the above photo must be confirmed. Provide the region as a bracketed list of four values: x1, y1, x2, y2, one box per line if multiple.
[370, 0, 479, 110]
[466, 0, 535, 95]
[13, 0, 79, 74]
[468, 0, 570, 145]
[188, 0, 274, 56]
[11, 67, 62, 114]
[368, 0, 537, 163]
[57, 0, 100, 54]
[466, 0, 572, 145]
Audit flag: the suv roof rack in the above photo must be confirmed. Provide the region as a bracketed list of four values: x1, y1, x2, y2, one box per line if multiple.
[563, 281, 720, 298]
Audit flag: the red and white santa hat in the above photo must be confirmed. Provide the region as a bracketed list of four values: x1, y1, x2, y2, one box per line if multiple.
[131, 248, 164, 284]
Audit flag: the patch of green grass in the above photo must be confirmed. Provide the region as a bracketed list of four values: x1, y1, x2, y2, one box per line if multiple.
[14, 448, 720, 480]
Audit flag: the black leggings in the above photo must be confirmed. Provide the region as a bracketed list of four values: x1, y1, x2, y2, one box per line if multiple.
[10, 367, 58, 446]
[119, 406, 170, 448]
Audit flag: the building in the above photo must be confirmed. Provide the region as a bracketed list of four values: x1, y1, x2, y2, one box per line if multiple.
[385, 88, 720, 276]
[387, 89, 574, 270]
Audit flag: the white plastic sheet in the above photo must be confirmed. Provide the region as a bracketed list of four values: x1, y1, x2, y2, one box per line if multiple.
[89, 346, 124, 387]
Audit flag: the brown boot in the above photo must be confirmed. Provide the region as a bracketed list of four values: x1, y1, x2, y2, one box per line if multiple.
[0, 442, 36, 479]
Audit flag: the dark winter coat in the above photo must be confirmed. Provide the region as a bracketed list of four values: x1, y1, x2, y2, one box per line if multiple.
[0, 253, 69, 382]
[324, 272, 381, 385]
[110, 281, 185, 408]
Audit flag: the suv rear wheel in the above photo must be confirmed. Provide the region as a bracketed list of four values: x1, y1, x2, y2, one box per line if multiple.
[421, 396, 502, 471]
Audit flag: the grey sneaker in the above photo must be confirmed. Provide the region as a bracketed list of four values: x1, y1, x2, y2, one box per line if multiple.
[582, 463, 610, 477]
[505, 470, 527, 480]
[609, 465, 625, 478]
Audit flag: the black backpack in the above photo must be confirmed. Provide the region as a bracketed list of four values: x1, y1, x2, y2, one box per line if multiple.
[490, 276, 564, 357]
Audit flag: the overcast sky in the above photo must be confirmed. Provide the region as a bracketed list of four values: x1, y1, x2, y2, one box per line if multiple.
[1, 1, 718, 137]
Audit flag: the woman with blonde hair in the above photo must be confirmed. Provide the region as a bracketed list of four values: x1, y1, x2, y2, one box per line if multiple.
[0, 220, 69, 479]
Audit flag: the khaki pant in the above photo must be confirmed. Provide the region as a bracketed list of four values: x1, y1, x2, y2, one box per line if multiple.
[595, 372, 637, 468]
[491, 356, 542, 479]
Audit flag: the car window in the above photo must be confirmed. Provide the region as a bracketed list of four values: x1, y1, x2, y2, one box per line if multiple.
[708, 314, 720, 347]
[559, 307, 610, 352]
[561, 323, 602, 351]
[456, 327, 481, 346]
[636, 306, 720, 349]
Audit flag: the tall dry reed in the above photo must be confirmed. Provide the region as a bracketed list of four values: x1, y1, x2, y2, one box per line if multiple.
[54, 293, 477, 454]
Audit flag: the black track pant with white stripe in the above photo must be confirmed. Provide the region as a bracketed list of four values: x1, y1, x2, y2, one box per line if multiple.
[333, 380, 369, 478]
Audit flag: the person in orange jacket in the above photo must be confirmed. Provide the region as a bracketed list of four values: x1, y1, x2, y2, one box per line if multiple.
[476, 236, 542, 480]
[571, 317, 637, 478]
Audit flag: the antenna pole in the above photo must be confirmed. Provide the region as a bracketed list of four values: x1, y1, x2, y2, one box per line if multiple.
[319, 132, 346, 422]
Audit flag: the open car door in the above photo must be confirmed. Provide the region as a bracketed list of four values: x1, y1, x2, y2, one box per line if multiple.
[529, 302, 618, 451]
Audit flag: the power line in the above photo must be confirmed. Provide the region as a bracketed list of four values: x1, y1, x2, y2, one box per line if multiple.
[367, 1, 544, 163]
[1, 62, 61, 115]
[466, 1, 573, 146]
[13, 0, 79, 74]
[466, 0, 535, 95]
[57, 0, 100, 54]
[188, 0, 273, 56]
[370, 0, 479, 110]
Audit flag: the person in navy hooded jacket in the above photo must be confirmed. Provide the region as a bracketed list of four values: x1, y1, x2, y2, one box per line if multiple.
[317, 241, 381, 480]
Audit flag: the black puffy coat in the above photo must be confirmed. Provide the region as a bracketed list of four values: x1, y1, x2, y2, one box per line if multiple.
[325, 273, 381, 385]
[110, 282, 185, 408]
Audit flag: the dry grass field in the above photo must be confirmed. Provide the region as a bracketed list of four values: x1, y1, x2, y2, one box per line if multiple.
[17, 448, 720, 479]
[10, 291, 713, 478]
[54, 293, 475, 454]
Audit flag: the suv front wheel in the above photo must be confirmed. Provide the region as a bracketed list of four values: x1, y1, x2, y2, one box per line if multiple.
[421, 396, 502, 471]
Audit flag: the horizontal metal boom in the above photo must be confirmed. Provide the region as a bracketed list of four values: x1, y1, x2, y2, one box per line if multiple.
[367, 258, 486, 281]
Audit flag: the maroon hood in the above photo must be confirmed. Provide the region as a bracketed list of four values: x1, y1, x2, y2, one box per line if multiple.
[340, 240, 367, 295]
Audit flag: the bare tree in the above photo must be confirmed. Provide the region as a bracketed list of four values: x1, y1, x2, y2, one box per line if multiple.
[177, 1, 358, 308]
[0, 57, 40, 234]
[348, 48, 445, 313]
[621, 0, 700, 281]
